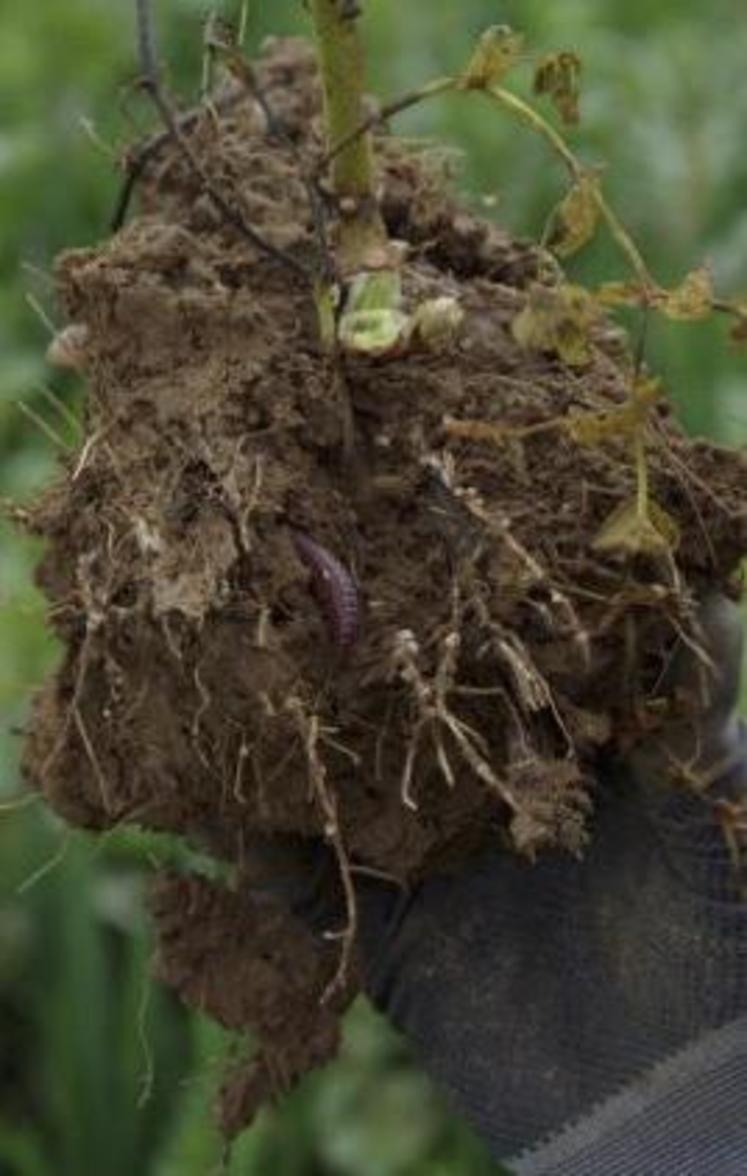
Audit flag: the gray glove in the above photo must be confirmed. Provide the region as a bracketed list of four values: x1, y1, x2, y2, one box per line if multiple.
[349, 596, 747, 1174]
[238, 596, 746, 1172]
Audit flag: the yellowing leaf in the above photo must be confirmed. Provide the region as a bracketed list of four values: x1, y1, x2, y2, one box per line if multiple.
[631, 374, 663, 409]
[597, 271, 714, 321]
[533, 52, 582, 125]
[564, 377, 660, 446]
[648, 501, 681, 550]
[593, 498, 680, 556]
[595, 280, 646, 308]
[512, 283, 599, 367]
[657, 265, 714, 321]
[461, 26, 524, 90]
[565, 405, 638, 446]
[548, 172, 601, 258]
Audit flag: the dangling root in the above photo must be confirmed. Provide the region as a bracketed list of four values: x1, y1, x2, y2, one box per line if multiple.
[286, 696, 357, 1003]
[391, 620, 526, 820]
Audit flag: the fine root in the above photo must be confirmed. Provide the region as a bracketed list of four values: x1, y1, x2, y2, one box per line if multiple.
[391, 618, 525, 819]
[286, 696, 357, 1002]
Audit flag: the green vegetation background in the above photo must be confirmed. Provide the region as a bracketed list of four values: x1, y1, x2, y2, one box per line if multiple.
[0, 2, 745, 1174]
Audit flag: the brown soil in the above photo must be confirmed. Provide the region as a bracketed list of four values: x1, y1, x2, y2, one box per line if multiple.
[22, 38, 747, 1135]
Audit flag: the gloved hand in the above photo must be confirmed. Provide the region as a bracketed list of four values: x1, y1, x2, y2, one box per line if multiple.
[347, 594, 747, 1175]
[246, 595, 746, 1174]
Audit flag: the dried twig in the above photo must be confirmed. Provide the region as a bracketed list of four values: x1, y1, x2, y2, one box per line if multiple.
[128, 0, 309, 278]
[111, 94, 240, 231]
[202, 16, 334, 282]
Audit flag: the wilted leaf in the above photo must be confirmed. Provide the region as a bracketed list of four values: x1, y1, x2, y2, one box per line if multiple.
[564, 376, 660, 446]
[565, 405, 638, 446]
[595, 280, 646, 308]
[631, 374, 663, 409]
[548, 172, 601, 258]
[657, 265, 714, 321]
[593, 498, 680, 555]
[512, 283, 599, 367]
[461, 25, 524, 90]
[597, 270, 714, 321]
[533, 52, 582, 124]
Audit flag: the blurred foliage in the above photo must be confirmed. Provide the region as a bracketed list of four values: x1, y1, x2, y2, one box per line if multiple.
[0, 1, 745, 1173]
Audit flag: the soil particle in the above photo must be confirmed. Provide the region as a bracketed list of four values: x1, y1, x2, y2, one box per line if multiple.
[22, 38, 747, 1134]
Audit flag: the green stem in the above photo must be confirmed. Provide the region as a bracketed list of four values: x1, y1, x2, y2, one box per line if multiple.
[594, 191, 656, 292]
[315, 62, 659, 293]
[482, 84, 657, 292]
[308, 0, 388, 272]
[634, 432, 649, 521]
[322, 76, 456, 170]
[484, 84, 581, 176]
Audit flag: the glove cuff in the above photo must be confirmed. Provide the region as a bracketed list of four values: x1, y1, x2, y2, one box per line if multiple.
[512, 1016, 747, 1176]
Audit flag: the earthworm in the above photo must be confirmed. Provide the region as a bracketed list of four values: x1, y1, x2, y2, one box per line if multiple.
[291, 529, 361, 648]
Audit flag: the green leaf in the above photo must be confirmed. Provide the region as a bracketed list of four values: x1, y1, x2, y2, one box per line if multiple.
[338, 307, 410, 355]
[338, 270, 408, 355]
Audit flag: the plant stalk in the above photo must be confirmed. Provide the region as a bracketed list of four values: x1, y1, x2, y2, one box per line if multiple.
[308, 0, 388, 272]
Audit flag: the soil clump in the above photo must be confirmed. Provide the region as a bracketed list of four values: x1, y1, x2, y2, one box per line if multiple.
[22, 38, 747, 1133]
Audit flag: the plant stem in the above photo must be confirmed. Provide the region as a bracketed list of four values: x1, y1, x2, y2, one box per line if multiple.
[634, 432, 649, 520]
[594, 191, 656, 292]
[482, 84, 657, 291]
[308, 0, 388, 271]
[320, 76, 456, 170]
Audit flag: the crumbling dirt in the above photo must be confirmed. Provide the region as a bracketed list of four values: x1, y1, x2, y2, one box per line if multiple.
[22, 38, 747, 1134]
